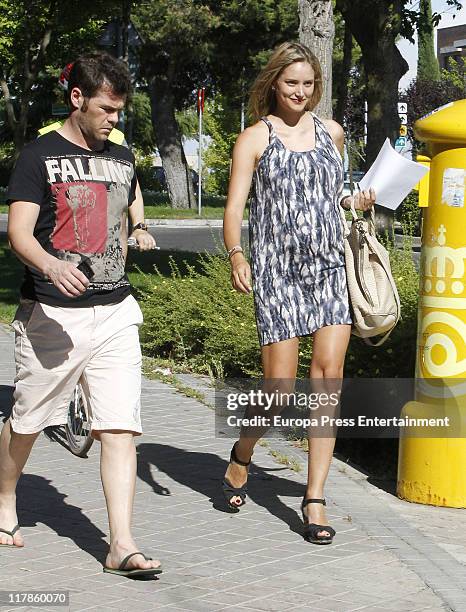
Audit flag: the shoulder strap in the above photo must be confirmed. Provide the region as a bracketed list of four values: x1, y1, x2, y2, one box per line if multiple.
[310, 112, 327, 139]
[108, 127, 126, 145]
[338, 198, 353, 238]
[38, 122, 127, 147]
[260, 116, 275, 134]
[38, 121, 63, 136]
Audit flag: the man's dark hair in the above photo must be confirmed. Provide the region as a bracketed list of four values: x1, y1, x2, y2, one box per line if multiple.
[67, 51, 131, 105]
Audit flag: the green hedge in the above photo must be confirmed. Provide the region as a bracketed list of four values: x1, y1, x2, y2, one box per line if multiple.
[396, 191, 421, 235]
[139, 239, 419, 379]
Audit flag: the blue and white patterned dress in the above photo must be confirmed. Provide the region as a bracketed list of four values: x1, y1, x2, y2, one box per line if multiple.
[249, 113, 352, 346]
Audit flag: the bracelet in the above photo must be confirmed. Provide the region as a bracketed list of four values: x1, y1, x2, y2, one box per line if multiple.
[227, 245, 243, 258]
[340, 195, 352, 211]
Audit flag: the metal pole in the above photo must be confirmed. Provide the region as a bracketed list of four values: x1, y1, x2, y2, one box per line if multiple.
[240, 99, 245, 132]
[363, 100, 368, 146]
[198, 104, 203, 216]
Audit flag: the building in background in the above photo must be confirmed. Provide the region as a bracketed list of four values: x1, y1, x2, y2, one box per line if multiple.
[437, 23, 466, 69]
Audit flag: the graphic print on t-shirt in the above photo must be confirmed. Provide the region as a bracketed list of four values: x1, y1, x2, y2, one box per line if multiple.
[44, 153, 134, 287]
[7, 131, 138, 305]
[51, 182, 107, 253]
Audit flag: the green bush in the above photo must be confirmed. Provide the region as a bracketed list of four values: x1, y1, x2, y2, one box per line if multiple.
[396, 191, 421, 236]
[139, 253, 263, 377]
[0, 143, 15, 188]
[344, 238, 419, 377]
[139, 240, 418, 379]
[135, 153, 165, 193]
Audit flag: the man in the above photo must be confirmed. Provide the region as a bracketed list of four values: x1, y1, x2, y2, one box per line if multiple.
[38, 61, 153, 250]
[0, 52, 161, 578]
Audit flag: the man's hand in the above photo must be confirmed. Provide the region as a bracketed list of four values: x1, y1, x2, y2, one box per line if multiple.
[131, 229, 157, 251]
[43, 259, 90, 298]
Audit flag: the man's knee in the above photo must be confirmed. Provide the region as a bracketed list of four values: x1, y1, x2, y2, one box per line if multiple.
[96, 429, 138, 443]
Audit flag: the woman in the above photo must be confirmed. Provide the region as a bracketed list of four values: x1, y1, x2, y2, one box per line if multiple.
[222, 41, 375, 544]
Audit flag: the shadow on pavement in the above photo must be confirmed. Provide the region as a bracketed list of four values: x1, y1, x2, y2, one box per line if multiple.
[1, 385, 108, 564]
[15, 474, 108, 563]
[335, 438, 398, 496]
[0, 384, 14, 422]
[137, 443, 305, 536]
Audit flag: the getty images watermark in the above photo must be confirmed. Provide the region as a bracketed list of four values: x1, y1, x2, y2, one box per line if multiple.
[226, 388, 340, 411]
[214, 378, 460, 439]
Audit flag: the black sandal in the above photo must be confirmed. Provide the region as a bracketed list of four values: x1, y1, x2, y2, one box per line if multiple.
[301, 498, 336, 545]
[222, 442, 252, 511]
[103, 552, 163, 577]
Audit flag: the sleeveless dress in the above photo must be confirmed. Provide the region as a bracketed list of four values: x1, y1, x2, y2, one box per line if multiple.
[249, 113, 352, 347]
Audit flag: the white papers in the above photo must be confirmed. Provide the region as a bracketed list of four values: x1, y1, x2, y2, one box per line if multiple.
[357, 138, 429, 210]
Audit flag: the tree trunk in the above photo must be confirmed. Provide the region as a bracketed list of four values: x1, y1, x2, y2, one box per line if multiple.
[298, 0, 335, 119]
[334, 19, 353, 126]
[336, 0, 409, 237]
[417, 0, 440, 81]
[121, 0, 135, 146]
[149, 78, 196, 209]
[0, 75, 21, 153]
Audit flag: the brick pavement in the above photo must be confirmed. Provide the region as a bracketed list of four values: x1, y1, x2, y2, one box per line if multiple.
[0, 324, 464, 611]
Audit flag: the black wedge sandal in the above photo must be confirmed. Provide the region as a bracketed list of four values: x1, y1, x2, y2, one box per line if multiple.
[301, 498, 336, 545]
[222, 442, 252, 511]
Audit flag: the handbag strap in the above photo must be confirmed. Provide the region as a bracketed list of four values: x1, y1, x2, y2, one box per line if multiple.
[363, 325, 396, 347]
[339, 197, 376, 236]
[339, 199, 351, 237]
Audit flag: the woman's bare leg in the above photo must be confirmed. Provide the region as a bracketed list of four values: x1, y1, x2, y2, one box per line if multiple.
[224, 337, 299, 506]
[304, 324, 351, 536]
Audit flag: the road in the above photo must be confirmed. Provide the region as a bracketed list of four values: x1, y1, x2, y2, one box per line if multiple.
[148, 225, 248, 253]
[0, 215, 420, 264]
[0, 215, 243, 254]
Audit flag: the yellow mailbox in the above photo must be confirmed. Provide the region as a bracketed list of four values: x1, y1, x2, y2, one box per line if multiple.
[415, 154, 430, 208]
[397, 100, 466, 507]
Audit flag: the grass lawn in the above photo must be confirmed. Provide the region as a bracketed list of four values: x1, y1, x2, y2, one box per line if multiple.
[0, 204, 243, 220]
[142, 205, 226, 219]
[0, 190, 248, 219]
[0, 237, 22, 324]
[0, 236, 204, 324]
[0, 188, 229, 219]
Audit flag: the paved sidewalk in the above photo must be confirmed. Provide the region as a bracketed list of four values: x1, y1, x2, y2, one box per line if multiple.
[0, 324, 464, 612]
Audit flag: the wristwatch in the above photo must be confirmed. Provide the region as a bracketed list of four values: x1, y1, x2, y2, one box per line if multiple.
[132, 222, 148, 231]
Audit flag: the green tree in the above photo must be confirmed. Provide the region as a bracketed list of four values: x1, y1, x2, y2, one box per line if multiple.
[335, 0, 462, 168]
[133, 0, 298, 208]
[402, 57, 466, 153]
[209, 0, 298, 126]
[131, 91, 156, 155]
[203, 95, 240, 195]
[333, 8, 360, 126]
[132, 1, 218, 209]
[417, 0, 440, 81]
[0, 0, 109, 153]
[335, 0, 462, 236]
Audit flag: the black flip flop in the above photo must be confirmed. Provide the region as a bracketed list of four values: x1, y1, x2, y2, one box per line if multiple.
[103, 552, 162, 577]
[0, 525, 21, 548]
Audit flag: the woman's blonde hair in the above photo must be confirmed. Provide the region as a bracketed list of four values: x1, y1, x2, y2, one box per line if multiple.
[248, 41, 323, 123]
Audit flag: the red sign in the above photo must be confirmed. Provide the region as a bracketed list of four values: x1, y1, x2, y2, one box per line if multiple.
[197, 88, 205, 113]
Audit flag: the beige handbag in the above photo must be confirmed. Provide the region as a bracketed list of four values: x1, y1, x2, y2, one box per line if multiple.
[340, 200, 401, 347]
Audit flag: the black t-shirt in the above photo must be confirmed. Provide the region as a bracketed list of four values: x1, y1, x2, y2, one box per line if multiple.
[7, 131, 137, 306]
